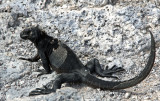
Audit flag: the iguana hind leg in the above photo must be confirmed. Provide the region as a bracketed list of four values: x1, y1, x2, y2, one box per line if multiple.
[29, 73, 82, 96]
[85, 58, 125, 79]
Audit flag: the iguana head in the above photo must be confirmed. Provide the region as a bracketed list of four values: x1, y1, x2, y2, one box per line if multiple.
[20, 26, 46, 43]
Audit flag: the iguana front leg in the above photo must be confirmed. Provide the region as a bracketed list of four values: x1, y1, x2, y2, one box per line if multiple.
[85, 58, 125, 79]
[19, 53, 40, 62]
[29, 73, 82, 96]
[37, 51, 52, 76]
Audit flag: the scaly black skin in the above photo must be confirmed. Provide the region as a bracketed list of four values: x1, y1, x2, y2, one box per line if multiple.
[19, 26, 155, 96]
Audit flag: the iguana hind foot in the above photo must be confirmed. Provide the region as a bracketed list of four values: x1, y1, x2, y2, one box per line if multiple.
[85, 58, 125, 79]
[103, 65, 125, 75]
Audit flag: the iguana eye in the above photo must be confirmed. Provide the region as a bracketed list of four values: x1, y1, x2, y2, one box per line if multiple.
[30, 31, 33, 36]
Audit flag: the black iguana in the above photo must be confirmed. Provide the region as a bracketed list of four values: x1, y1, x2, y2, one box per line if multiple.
[19, 26, 155, 96]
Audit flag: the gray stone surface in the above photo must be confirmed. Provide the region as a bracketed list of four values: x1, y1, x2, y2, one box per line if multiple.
[0, 0, 160, 101]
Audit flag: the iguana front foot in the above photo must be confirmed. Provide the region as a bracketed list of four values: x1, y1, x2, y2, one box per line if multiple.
[36, 69, 52, 77]
[29, 86, 55, 96]
[19, 57, 39, 62]
[19, 57, 34, 62]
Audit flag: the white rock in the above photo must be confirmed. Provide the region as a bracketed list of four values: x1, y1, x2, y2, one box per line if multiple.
[125, 92, 131, 99]
[19, 80, 24, 85]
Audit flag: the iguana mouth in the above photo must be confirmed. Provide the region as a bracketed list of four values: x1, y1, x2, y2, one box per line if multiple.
[20, 32, 28, 40]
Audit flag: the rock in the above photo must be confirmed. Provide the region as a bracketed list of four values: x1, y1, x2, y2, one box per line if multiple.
[19, 80, 25, 85]
[158, 91, 160, 100]
[57, 87, 77, 94]
[122, 58, 134, 70]
[108, 59, 123, 68]
[106, 57, 114, 62]
[5, 39, 13, 46]
[124, 92, 131, 99]
[109, 92, 114, 97]
[5, 84, 11, 88]
[131, 95, 138, 100]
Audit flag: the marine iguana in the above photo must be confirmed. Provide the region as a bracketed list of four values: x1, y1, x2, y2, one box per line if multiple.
[19, 26, 155, 96]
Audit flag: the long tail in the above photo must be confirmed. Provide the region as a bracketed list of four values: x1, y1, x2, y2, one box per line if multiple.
[84, 30, 156, 90]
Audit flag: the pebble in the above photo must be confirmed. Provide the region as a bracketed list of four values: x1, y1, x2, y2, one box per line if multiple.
[11, 82, 16, 86]
[131, 95, 138, 100]
[6, 40, 13, 46]
[19, 81, 25, 85]
[7, 52, 13, 57]
[5, 84, 11, 88]
[124, 92, 131, 99]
